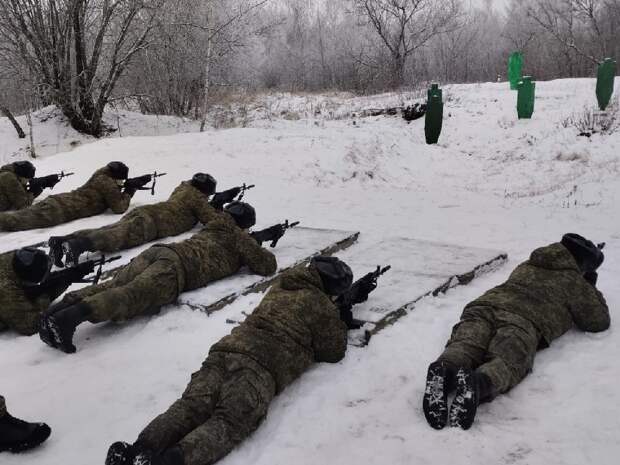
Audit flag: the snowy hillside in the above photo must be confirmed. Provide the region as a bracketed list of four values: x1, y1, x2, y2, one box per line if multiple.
[1, 78, 619, 465]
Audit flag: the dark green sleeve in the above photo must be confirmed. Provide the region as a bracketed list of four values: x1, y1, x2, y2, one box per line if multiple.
[192, 192, 223, 225]
[308, 295, 348, 363]
[97, 176, 131, 214]
[569, 274, 610, 333]
[238, 231, 277, 276]
[1, 292, 49, 336]
[2, 173, 34, 210]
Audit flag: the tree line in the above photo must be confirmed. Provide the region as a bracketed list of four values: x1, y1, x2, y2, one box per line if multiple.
[0, 0, 618, 136]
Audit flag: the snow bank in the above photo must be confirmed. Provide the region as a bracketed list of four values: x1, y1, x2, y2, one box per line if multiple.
[1, 77, 619, 465]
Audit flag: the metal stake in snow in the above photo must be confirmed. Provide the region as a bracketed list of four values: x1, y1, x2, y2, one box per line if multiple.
[425, 83, 443, 145]
[596, 58, 616, 111]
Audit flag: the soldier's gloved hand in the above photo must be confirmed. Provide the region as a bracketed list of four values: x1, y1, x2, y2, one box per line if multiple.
[124, 174, 152, 190]
[265, 224, 285, 241]
[218, 186, 242, 203]
[250, 230, 267, 245]
[73, 261, 96, 279]
[210, 187, 242, 210]
[29, 175, 61, 196]
[40, 174, 61, 188]
[353, 278, 377, 304]
[584, 271, 598, 286]
[123, 174, 152, 196]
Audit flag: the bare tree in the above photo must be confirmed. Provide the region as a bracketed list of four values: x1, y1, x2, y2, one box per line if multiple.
[0, 0, 160, 136]
[527, 0, 611, 64]
[352, 0, 463, 87]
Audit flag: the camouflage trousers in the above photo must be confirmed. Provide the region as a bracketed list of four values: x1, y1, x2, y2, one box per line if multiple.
[74, 210, 158, 253]
[0, 198, 67, 231]
[63, 247, 184, 323]
[438, 306, 540, 395]
[0, 396, 6, 417]
[137, 352, 276, 465]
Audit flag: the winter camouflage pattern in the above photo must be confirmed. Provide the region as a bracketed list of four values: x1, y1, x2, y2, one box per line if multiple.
[0, 251, 71, 335]
[137, 353, 276, 465]
[438, 306, 540, 394]
[135, 266, 348, 465]
[0, 166, 131, 231]
[438, 242, 610, 395]
[58, 218, 277, 323]
[0, 164, 35, 212]
[72, 181, 224, 252]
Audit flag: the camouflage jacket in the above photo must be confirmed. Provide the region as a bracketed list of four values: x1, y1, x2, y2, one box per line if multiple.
[0, 164, 34, 212]
[41, 165, 132, 220]
[127, 181, 223, 237]
[0, 252, 68, 335]
[210, 266, 348, 393]
[467, 242, 610, 345]
[159, 217, 277, 291]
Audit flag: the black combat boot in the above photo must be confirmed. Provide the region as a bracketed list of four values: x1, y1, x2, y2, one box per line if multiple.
[133, 445, 185, 465]
[106, 441, 135, 465]
[422, 360, 457, 430]
[63, 236, 94, 267]
[48, 236, 69, 268]
[40, 303, 92, 353]
[449, 369, 496, 430]
[0, 413, 51, 453]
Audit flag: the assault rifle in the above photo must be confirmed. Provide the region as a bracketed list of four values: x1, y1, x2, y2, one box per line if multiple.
[55, 171, 74, 180]
[27, 171, 74, 195]
[236, 183, 255, 201]
[336, 265, 391, 329]
[211, 183, 255, 210]
[51, 254, 122, 286]
[251, 219, 300, 248]
[128, 171, 167, 196]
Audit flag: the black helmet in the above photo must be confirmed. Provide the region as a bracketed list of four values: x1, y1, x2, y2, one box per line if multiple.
[13, 247, 51, 285]
[225, 201, 256, 229]
[107, 161, 129, 180]
[13, 161, 36, 179]
[191, 173, 217, 196]
[561, 233, 604, 273]
[310, 256, 353, 295]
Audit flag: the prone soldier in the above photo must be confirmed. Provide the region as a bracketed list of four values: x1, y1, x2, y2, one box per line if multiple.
[39, 202, 281, 353]
[0, 161, 145, 232]
[104, 256, 380, 465]
[0, 247, 96, 335]
[0, 395, 51, 453]
[0, 161, 71, 212]
[422, 233, 610, 430]
[47, 173, 221, 267]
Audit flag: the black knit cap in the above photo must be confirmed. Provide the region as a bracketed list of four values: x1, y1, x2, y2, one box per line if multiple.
[13, 247, 51, 285]
[225, 201, 256, 229]
[310, 256, 353, 295]
[561, 233, 604, 273]
[191, 173, 217, 196]
[107, 161, 129, 180]
[13, 161, 36, 179]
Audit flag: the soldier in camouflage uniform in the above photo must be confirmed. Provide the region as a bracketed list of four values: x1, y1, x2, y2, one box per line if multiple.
[0, 161, 37, 211]
[0, 395, 51, 453]
[0, 161, 135, 232]
[0, 161, 67, 212]
[423, 234, 610, 430]
[104, 256, 365, 465]
[39, 202, 278, 354]
[47, 173, 220, 267]
[0, 247, 93, 335]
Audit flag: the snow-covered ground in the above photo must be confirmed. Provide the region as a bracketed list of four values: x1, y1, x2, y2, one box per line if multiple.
[1, 78, 619, 465]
